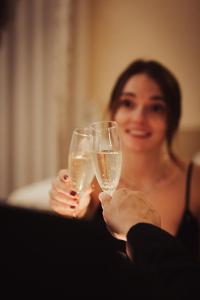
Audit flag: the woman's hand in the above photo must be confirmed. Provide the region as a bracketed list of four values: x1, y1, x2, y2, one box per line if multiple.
[49, 169, 91, 218]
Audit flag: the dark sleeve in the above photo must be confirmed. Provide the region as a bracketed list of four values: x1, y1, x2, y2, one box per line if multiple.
[127, 223, 200, 299]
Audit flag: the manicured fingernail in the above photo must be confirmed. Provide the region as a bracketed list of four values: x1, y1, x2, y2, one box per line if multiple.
[70, 190, 77, 196]
[70, 205, 76, 209]
[63, 175, 68, 180]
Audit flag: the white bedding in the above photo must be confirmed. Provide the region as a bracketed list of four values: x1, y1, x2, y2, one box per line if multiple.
[7, 178, 53, 211]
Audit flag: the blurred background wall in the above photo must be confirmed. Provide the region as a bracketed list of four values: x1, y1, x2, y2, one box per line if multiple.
[88, 0, 200, 165]
[0, 0, 74, 199]
[0, 0, 200, 200]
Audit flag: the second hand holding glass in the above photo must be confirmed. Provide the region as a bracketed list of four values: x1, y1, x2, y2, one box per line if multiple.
[90, 121, 122, 196]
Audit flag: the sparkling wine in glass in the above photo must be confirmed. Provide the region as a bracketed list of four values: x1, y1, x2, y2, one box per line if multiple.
[90, 121, 122, 196]
[68, 127, 94, 200]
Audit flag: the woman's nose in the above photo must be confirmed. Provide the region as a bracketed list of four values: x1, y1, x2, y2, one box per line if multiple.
[130, 106, 146, 122]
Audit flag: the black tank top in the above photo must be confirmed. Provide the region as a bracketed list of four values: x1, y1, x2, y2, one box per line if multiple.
[94, 161, 199, 257]
[176, 161, 199, 259]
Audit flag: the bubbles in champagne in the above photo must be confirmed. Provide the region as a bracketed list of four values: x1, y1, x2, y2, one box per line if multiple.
[92, 150, 122, 195]
[68, 154, 94, 193]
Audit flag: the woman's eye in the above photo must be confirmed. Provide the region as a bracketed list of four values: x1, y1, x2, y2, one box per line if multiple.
[119, 99, 133, 108]
[148, 103, 166, 114]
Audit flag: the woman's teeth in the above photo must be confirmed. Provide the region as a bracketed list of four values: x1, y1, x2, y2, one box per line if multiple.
[127, 129, 149, 137]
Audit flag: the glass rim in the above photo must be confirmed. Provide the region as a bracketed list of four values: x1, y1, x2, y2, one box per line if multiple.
[72, 127, 92, 137]
[90, 120, 118, 129]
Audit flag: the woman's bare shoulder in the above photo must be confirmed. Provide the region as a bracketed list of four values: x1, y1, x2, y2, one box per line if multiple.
[191, 162, 200, 216]
[193, 162, 200, 184]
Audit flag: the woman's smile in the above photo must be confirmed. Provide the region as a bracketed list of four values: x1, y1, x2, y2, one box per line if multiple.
[125, 127, 151, 138]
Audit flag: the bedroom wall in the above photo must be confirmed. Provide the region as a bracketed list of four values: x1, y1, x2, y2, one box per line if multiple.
[86, 0, 200, 161]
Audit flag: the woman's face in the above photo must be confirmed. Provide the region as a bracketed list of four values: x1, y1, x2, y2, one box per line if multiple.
[114, 74, 167, 153]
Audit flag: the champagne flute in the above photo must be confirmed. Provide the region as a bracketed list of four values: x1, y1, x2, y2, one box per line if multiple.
[68, 127, 94, 214]
[90, 121, 122, 196]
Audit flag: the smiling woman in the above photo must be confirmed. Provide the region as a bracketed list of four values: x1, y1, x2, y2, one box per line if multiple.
[114, 74, 168, 153]
[49, 59, 200, 259]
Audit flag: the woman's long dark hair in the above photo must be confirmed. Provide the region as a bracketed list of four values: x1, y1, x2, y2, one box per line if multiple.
[108, 59, 182, 161]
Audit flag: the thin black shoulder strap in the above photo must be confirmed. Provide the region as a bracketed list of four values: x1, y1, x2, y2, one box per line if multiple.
[185, 161, 194, 210]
